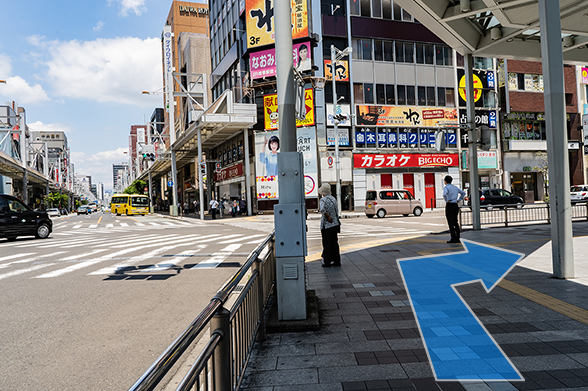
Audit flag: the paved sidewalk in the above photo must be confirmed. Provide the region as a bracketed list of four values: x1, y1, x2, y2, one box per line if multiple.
[154, 210, 366, 221]
[241, 222, 588, 391]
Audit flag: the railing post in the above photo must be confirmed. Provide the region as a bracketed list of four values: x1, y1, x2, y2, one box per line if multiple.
[585, 203, 588, 221]
[254, 258, 265, 342]
[504, 207, 508, 227]
[211, 308, 231, 391]
[547, 202, 551, 224]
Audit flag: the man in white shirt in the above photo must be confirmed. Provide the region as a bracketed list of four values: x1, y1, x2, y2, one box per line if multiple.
[209, 198, 219, 220]
[443, 175, 466, 244]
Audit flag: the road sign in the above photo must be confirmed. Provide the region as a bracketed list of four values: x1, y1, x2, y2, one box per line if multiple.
[61, 183, 67, 188]
[144, 187, 148, 192]
[167, 181, 173, 187]
[54, 183, 60, 188]
[398, 240, 523, 381]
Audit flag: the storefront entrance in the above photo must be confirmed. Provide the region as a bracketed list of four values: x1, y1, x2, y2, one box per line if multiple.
[510, 172, 538, 203]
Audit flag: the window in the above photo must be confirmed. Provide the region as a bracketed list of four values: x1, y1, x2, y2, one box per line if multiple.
[360, 0, 370, 16]
[382, 0, 392, 19]
[354, 83, 364, 103]
[350, 0, 360, 15]
[372, 0, 381, 17]
[456, 53, 464, 67]
[376, 84, 386, 104]
[427, 87, 436, 106]
[385, 84, 395, 105]
[383, 41, 393, 61]
[474, 57, 492, 70]
[406, 86, 416, 105]
[374, 40, 383, 61]
[418, 86, 426, 106]
[445, 88, 455, 107]
[437, 87, 446, 107]
[402, 8, 412, 21]
[393, 2, 402, 20]
[443, 47, 453, 66]
[362, 39, 372, 60]
[517, 73, 525, 90]
[435, 46, 444, 66]
[395, 41, 404, 63]
[364, 83, 374, 104]
[404, 42, 414, 63]
[397, 85, 406, 105]
[416, 44, 434, 65]
[352, 39, 361, 60]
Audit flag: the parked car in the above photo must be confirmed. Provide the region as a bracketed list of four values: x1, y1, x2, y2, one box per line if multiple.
[47, 208, 61, 217]
[571, 185, 588, 203]
[77, 206, 90, 215]
[364, 189, 423, 218]
[468, 189, 524, 210]
[0, 194, 53, 240]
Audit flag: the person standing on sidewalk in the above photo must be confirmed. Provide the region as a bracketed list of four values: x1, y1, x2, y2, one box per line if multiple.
[209, 198, 219, 219]
[318, 184, 341, 267]
[443, 175, 466, 244]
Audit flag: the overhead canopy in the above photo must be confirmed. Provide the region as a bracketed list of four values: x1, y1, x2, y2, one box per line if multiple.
[0, 149, 53, 187]
[395, 0, 588, 64]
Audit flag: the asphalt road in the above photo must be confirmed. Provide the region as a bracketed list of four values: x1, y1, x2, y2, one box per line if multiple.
[0, 209, 449, 390]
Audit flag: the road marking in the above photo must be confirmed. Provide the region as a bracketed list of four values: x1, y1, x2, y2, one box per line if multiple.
[191, 244, 242, 269]
[120, 223, 129, 227]
[139, 246, 207, 272]
[60, 249, 109, 261]
[73, 225, 82, 229]
[100, 234, 186, 248]
[106, 224, 114, 228]
[135, 222, 145, 226]
[0, 252, 65, 269]
[218, 234, 265, 244]
[0, 263, 58, 281]
[97, 216, 102, 224]
[0, 253, 36, 263]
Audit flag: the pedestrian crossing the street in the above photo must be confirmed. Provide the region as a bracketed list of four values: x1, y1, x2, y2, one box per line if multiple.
[0, 232, 267, 282]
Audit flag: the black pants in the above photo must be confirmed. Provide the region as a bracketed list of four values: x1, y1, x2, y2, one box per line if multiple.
[211, 209, 217, 219]
[445, 203, 460, 241]
[321, 226, 341, 265]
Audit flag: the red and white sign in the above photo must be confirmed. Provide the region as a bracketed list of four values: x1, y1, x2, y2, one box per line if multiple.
[214, 163, 243, 182]
[353, 153, 459, 169]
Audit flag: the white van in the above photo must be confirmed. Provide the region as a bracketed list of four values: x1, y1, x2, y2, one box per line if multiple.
[365, 189, 424, 218]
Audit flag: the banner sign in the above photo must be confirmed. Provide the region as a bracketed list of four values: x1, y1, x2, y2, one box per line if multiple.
[245, 0, 309, 49]
[327, 128, 350, 146]
[255, 128, 318, 199]
[263, 88, 314, 130]
[462, 151, 498, 169]
[353, 153, 459, 169]
[582, 67, 588, 84]
[250, 41, 311, 80]
[459, 109, 497, 129]
[326, 104, 351, 127]
[324, 60, 349, 81]
[356, 105, 458, 127]
[213, 162, 243, 182]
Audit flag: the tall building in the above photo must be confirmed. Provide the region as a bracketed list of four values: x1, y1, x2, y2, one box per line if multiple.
[29, 130, 71, 187]
[113, 163, 129, 193]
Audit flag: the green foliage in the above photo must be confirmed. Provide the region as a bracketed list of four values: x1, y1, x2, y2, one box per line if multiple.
[45, 192, 69, 208]
[124, 179, 148, 195]
[75, 200, 81, 208]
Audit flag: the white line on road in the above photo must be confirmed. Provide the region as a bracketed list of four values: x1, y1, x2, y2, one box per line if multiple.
[190, 244, 242, 269]
[218, 234, 265, 244]
[120, 223, 129, 227]
[138, 246, 207, 272]
[0, 252, 65, 269]
[0, 263, 58, 281]
[0, 253, 36, 263]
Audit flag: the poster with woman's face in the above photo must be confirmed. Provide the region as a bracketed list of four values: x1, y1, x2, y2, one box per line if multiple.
[255, 131, 280, 199]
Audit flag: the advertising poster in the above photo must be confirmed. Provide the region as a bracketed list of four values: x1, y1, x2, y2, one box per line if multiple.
[326, 104, 351, 127]
[356, 105, 458, 127]
[582, 67, 588, 84]
[324, 60, 349, 81]
[458, 109, 497, 129]
[255, 128, 318, 200]
[245, 0, 308, 49]
[250, 41, 311, 80]
[353, 153, 459, 169]
[263, 88, 315, 130]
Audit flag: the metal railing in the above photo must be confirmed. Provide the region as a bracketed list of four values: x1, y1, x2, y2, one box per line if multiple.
[128, 231, 276, 391]
[460, 202, 588, 227]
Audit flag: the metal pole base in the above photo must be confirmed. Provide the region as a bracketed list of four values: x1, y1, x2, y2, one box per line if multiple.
[169, 205, 178, 217]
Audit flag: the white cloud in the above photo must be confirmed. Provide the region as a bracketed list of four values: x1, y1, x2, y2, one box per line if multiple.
[71, 147, 128, 190]
[28, 121, 71, 132]
[108, 0, 147, 16]
[0, 53, 50, 105]
[30, 36, 162, 106]
[93, 21, 105, 32]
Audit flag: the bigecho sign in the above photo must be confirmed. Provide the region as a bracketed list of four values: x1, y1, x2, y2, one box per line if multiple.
[353, 153, 459, 169]
[214, 162, 243, 182]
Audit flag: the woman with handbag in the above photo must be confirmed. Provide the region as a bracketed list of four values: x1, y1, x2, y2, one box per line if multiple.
[318, 184, 341, 267]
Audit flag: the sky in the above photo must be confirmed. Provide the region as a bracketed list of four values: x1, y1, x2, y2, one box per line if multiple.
[0, 0, 204, 191]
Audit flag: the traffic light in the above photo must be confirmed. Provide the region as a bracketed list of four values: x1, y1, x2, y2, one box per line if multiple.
[199, 162, 207, 176]
[333, 114, 348, 124]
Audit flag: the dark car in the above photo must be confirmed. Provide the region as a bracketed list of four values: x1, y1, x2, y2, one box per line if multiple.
[469, 189, 524, 210]
[0, 194, 53, 240]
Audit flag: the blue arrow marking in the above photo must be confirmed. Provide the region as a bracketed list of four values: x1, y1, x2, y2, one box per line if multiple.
[397, 240, 524, 381]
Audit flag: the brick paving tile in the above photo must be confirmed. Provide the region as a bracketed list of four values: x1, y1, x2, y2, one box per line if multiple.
[342, 381, 367, 390]
[411, 378, 441, 390]
[365, 379, 390, 390]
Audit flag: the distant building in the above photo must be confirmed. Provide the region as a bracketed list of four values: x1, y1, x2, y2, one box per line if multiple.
[113, 163, 129, 193]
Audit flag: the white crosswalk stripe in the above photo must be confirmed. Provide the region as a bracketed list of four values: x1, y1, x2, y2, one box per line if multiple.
[191, 244, 242, 269]
[135, 246, 207, 273]
[218, 234, 265, 244]
[0, 263, 58, 281]
[0, 253, 36, 263]
[0, 252, 65, 269]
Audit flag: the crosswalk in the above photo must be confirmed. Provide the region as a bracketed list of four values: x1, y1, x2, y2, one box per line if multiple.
[0, 232, 268, 282]
[50, 219, 205, 235]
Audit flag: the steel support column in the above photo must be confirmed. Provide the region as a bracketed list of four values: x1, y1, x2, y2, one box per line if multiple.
[539, 0, 574, 279]
[465, 53, 481, 230]
[244, 127, 252, 216]
[198, 127, 205, 220]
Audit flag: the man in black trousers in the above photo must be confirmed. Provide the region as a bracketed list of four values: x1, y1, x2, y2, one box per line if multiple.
[443, 175, 466, 244]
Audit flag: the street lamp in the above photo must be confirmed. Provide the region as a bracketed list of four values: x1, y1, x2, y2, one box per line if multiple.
[330, 44, 352, 215]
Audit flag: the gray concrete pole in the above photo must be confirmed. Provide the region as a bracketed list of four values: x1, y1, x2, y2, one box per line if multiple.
[538, 0, 574, 279]
[19, 110, 28, 204]
[332, 45, 342, 215]
[346, 0, 356, 148]
[243, 128, 252, 216]
[274, 0, 296, 152]
[198, 128, 205, 220]
[465, 53, 481, 230]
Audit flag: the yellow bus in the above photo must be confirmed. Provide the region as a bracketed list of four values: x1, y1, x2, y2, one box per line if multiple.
[111, 194, 150, 216]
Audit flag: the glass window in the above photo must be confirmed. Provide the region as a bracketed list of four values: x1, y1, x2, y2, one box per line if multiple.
[406, 86, 416, 105]
[416, 44, 424, 64]
[360, 0, 370, 16]
[354, 83, 364, 103]
[435, 45, 444, 66]
[384, 41, 394, 61]
[395, 42, 404, 63]
[444, 47, 452, 66]
[385, 84, 395, 105]
[352, 39, 361, 60]
[376, 84, 386, 104]
[350, 0, 360, 15]
[402, 8, 412, 21]
[456, 53, 464, 67]
[382, 0, 392, 19]
[364, 83, 374, 104]
[446, 88, 455, 107]
[404, 42, 414, 63]
[517, 73, 525, 90]
[374, 40, 383, 61]
[483, 90, 496, 108]
[362, 39, 372, 60]
[393, 2, 402, 20]
[425, 45, 434, 64]
[427, 87, 436, 106]
[397, 85, 406, 105]
[372, 0, 381, 17]
[437, 87, 446, 107]
[418, 86, 426, 106]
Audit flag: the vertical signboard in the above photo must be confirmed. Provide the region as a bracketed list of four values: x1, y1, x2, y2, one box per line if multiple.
[263, 88, 315, 130]
[245, 0, 309, 49]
